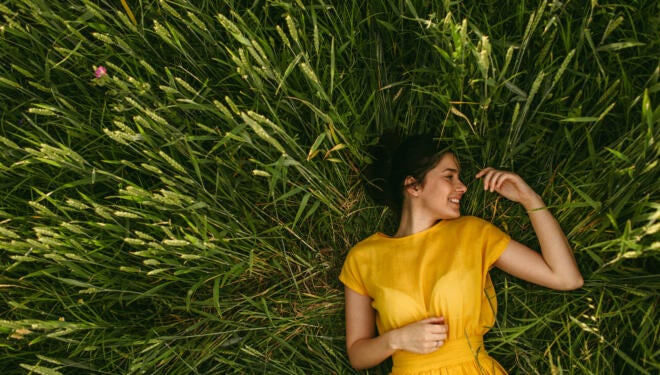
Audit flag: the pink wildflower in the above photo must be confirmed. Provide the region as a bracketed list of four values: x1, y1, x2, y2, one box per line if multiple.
[95, 65, 107, 78]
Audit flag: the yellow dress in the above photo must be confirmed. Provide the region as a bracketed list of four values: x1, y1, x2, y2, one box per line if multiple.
[339, 216, 511, 374]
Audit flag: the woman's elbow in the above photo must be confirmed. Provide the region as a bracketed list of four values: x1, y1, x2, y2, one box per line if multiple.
[570, 276, 584, 290]
[349, 361, 366, 371]
[347, 356, 368, 371]
[346, 346, 375, 370]
[557, 275, 584, 291]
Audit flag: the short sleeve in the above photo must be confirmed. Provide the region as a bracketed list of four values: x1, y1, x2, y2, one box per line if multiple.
[480, 220, 511, 268]
[338, 248, 369, 296]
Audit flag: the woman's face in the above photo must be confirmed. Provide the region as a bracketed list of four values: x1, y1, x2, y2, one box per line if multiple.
[415, 153, 467, 220]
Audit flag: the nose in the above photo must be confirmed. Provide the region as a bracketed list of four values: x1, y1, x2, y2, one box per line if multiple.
[456, 179, 467, 193]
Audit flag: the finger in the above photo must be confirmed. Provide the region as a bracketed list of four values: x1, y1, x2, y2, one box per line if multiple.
[485, 170, 500, 192]
[422, 316, 445, 324]
[494, 171, 513, 192]
[427, 325, 448, 337]
[476, 168, 497, 186]
[475, 167, 493, 179]
[496, 172, 519, 192]
[431, 339, 445, 351]
[427, 322, 448, 332]
[492, 172, 507, 192]
[478, 169, 493, 190]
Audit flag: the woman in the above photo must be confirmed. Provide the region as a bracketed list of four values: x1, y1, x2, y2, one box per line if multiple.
[339, 134, 583, 374]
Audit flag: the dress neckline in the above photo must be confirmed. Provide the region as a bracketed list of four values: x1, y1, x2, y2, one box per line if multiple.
[375, 219, 449, 240]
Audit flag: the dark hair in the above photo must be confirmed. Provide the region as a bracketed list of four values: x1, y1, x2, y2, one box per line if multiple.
[364, 133, 451, 214]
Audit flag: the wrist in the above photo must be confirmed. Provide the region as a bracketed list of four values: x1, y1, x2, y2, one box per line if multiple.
[384, 328, 401, 351]
[521, 193, 545, 212]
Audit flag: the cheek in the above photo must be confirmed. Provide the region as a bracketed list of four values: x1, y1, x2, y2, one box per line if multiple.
[429, 185, 451, 200]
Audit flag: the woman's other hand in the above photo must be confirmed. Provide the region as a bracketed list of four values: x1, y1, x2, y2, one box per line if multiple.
[389, 317, 448, 354]
[345, 288, 448, 369]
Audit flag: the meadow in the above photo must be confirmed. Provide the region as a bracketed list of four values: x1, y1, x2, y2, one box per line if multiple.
[0, 1, 658, 374]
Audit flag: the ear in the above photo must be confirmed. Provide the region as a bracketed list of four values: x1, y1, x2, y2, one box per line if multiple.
[403, 176, 420, 196]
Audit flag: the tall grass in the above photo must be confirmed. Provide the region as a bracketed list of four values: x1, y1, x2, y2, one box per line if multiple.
[0, 1, 657, 374]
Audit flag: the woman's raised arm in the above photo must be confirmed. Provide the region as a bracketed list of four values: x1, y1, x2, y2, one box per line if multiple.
[476, 168, 583, 290]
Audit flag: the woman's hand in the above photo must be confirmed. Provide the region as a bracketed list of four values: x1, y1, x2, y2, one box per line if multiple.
[388, 317, 448, 354]
[475, 167, 544, 210]
[345, 289, 449, 369]
[475, 169, 584, 291]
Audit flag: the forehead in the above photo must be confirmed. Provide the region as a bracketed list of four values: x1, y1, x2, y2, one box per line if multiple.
[432, 153, 460, 172]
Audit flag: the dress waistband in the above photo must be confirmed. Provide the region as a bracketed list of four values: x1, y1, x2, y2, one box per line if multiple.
[391, 335, 489, 372]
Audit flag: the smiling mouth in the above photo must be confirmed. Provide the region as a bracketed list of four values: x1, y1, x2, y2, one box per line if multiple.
[449, 198, 460, 204]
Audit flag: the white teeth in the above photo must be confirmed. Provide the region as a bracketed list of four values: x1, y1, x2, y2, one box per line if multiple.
[450, 198, 460, 203]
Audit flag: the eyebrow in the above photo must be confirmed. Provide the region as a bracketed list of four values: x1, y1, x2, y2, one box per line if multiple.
[443, 168, 460, 173]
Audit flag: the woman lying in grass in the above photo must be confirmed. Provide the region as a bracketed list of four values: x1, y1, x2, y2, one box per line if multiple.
[339, 134, 583, 374]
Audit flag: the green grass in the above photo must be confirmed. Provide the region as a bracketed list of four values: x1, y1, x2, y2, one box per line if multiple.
[0, 0, 658, 374]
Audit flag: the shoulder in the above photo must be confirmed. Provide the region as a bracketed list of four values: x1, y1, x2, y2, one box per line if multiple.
[344, 233, 383, 259]
[340, 233, 383, 288]
[442, 216, 510, 240]
[442, 215, 494, 230]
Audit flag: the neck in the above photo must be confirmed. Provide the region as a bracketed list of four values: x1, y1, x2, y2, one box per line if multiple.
[394, 202, 439, 237]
